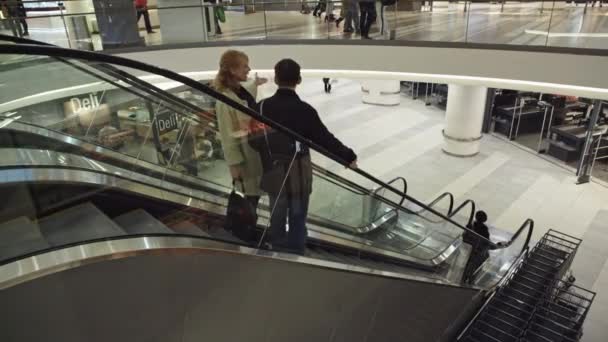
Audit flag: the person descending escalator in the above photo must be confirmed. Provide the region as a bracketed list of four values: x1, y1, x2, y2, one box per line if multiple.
[250, 59, 357, 255]
[462, 210, 491, 284]
[214, 50, 268, 242]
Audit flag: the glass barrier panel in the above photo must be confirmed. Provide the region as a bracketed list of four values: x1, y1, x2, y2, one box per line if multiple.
[264, 1, 331, 39]
[465, 1, 552, 46]
[393, 1, 468, 42]
[211, 4, 267, 41]
[546, 1, 608, 49]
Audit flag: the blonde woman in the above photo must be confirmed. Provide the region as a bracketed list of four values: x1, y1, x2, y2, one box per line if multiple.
[214, 50, 267, 211]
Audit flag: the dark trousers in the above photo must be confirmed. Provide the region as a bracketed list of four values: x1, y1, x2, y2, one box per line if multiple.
[462, 249, 489, 284]
[313, 2, 326, 16]
[136, 7, 153, 33]
[323, 78, 331, 93]
[358, 2, 376, 38]
[6, 8, 28, 36]
[268, 192, 310, 254]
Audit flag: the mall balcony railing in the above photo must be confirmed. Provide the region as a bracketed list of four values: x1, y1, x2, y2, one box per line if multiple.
[0, 0, 607, 51]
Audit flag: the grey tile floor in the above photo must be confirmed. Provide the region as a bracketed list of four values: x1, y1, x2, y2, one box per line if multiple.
[275, 77, 608, 341]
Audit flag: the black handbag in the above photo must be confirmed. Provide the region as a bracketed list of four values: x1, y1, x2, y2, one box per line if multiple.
[224, 179, 258, 243]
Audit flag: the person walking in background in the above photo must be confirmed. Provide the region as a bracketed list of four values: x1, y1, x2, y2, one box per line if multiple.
[1, 0, 28, 36]
[462, 210, 491, 284]
[258, 59, 357, 254]
[203, 0, 223, 34]
[313, 0, 327, 17]
[358, 0, 376, 39]
[214, 50, 267, 219]
[135, 0, 155, 33]
[323, 77, 331, 93]
[343, 0, 360, 34]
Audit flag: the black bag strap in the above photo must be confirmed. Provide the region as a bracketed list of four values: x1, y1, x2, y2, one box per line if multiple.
[259, 99, 274, 157]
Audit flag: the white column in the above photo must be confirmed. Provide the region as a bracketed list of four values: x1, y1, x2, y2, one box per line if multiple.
[442, 84, 488, 157]
[360, 80, 400, 106]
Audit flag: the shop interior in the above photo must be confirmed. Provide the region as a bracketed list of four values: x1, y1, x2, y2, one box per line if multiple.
[402, 82, 608, 184]
[11, 82, 230, 185]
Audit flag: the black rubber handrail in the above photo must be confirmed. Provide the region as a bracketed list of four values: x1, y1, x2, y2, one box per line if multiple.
[415, 192, 454, 217]
[451, 199, 476, 227]
[0, 39, 497, 246]
[373, 176, 408, 207]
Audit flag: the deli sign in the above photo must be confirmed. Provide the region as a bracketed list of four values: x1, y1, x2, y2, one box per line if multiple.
[154, 111, 179, 135]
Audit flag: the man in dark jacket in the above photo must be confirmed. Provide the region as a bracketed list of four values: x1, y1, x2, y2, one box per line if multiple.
[462, 210, 491, 284]
[259, 59, 357, 254]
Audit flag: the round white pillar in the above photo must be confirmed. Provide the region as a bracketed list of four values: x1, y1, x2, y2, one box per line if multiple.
[442, 84, 488, 157]
[360, 80, 400, 106]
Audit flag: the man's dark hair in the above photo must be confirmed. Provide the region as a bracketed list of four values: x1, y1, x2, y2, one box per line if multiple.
[274, 59, 301, 87]
[475, 210, 488, 223]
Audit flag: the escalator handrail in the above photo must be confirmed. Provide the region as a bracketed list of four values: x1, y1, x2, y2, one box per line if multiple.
[498, 218, 534, 253]
[414, 192, 454, 216]
[451, 199, 475, 227]
[372, 176, 408, 207]
[0, 40, 499, 248]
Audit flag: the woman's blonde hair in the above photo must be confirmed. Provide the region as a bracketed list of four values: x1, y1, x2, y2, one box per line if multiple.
[214, 50, 248, 92]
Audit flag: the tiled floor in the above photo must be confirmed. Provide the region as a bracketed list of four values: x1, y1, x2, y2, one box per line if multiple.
[281, 77, 608, 341]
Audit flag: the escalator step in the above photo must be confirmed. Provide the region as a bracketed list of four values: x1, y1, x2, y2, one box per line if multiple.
[167, 220, 211, 238]
[38, 202, 126, 246]
[114, 209, 174, 234]
[0, 216, 50, 261]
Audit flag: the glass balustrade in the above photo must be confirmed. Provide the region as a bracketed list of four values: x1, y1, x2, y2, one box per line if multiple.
[1, 0, 607, 49]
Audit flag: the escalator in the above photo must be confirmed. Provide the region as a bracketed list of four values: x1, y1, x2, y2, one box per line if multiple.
[0, 38, 535, 341]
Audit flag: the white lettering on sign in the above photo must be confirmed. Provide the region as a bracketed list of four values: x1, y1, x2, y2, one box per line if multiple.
[155, 113, 179, 134]
[69, 93, 101, 113]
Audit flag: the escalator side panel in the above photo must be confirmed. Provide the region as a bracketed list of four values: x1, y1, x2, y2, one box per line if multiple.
[0, 245, 482, 342]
